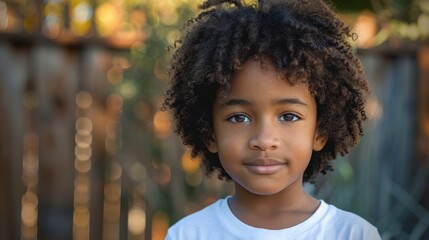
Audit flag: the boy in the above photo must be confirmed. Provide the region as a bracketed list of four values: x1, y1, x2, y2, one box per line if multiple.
[163, 0, 381, 239]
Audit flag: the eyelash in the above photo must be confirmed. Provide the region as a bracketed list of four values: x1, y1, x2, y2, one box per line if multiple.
[279, 113, 300, 122]
[226, 113, 300, 123]
[227, 114, 250, 123]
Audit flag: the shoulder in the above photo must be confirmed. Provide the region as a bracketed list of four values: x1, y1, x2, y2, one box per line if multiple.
[318, 201, 381, 239]
[170, 197, 225, 226]
[166, 197, 227, 240]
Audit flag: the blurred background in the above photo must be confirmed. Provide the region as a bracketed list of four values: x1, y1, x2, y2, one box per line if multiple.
[0, 0, 428, 239]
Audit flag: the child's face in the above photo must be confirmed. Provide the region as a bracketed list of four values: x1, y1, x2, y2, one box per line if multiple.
[207, 58, 326, 196]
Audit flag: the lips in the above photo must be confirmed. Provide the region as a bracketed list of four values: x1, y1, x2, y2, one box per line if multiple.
[243, 158, 286, 175]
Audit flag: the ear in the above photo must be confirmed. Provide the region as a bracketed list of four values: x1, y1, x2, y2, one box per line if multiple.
[313, 131, 328, 152]
[205, 135, 218, 153]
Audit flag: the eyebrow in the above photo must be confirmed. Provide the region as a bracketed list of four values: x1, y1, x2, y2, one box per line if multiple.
[221, 99, 250, 106]
[273, 98, 308, 106]
[220, 98, 308, 107]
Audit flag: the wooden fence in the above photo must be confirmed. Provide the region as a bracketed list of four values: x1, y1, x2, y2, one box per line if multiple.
[0, 34, 134, 240]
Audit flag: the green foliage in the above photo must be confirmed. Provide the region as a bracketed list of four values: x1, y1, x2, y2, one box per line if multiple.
[118, 0, 199, 226]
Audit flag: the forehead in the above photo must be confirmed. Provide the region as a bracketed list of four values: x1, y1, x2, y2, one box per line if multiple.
[217, 58, 314, 104]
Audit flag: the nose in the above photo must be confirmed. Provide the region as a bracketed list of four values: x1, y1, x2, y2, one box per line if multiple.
[248, 120, 280, 151]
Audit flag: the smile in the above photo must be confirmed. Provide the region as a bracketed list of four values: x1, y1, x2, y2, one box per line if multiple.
[243, 158, 286, 175]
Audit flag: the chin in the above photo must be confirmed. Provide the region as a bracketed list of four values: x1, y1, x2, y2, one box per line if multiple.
[239, 177, 302, 196]
[244, 185, 288, 196]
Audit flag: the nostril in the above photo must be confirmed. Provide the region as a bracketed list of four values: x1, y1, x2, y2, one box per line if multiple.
[249, 137, 279, 151]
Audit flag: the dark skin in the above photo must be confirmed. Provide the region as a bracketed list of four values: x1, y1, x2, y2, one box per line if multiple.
[207, 58, 326, 229]
[229, 182, 320, 229]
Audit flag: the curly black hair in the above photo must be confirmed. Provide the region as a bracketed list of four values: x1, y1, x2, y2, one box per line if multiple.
[164, 0, 369, 183]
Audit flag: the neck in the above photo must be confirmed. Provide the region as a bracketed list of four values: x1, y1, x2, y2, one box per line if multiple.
[232, 180, 313, 213]
[228, 180, 319, 229]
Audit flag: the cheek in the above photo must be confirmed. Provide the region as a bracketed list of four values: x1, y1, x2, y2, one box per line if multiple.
[216, 138, 240, 158]
[286, 135, 315, 159]
[215, 134, 244, 163]
[214, 126, 245, 146]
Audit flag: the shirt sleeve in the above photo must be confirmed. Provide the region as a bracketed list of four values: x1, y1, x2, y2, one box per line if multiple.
[164, 231, 173, 240]
[365, 226, 382, 240]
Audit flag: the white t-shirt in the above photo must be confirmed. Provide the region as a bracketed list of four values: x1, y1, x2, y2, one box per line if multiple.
[166, 196, 381, 240]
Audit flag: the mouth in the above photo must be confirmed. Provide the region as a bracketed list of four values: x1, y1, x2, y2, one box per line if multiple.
[243, 158, 286, 175]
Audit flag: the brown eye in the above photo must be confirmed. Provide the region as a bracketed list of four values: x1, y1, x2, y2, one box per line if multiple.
[227, 114, 250, 123]
[279, 113, 299, 122]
